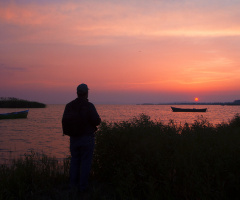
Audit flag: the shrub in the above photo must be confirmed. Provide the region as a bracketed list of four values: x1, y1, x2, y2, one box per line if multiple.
[93, 114, 240, 199]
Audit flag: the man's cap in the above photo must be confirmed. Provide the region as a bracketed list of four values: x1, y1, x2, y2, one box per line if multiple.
[77, 83, 89, 94]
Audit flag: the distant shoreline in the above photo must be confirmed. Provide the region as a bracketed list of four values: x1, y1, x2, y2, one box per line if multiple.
[0, 97, 46, 108]
[138, 100, 240, 106]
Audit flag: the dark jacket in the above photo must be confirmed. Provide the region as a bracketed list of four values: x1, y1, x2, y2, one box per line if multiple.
[62, 97, 101, 136]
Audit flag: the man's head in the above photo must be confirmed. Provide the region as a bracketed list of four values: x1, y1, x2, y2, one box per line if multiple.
[77, 83, 89, 98]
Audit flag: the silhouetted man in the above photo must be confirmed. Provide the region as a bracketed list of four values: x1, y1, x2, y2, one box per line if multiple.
[62, 83, 101, 192]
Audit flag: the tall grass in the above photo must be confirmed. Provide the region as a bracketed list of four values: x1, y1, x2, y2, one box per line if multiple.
[0, 151, 70, 200]
[93, 114, 240, 199]
[1, 114, 240, 199]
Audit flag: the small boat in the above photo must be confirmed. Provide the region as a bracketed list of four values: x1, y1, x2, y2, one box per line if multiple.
[0, 110, 29, 120]
[171, 107, 207, 112]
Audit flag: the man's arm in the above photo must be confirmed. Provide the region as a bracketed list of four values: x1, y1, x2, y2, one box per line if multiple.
[88, 103, 101, 127]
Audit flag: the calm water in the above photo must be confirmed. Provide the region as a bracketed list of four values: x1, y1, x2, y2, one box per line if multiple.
[0, 104, 240, 164]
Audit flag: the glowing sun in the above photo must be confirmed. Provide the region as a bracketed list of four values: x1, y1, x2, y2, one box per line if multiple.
[195, 97, 199, 102]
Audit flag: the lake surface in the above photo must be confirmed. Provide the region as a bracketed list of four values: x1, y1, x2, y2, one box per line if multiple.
[0, 104, 240, 164]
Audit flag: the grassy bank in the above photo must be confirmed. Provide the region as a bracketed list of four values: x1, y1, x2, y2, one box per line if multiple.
[0, 97, 46, 108]
[1, 114, 240, 199]
[0, 152, 70, 200]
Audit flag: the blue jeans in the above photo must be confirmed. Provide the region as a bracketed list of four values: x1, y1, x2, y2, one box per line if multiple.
[70, 135, 95, 191]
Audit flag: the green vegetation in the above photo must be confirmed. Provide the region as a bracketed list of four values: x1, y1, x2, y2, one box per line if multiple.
[0, 151, 70, 200]
[0, 97, 46, 108]
[1, 114, 240, 199]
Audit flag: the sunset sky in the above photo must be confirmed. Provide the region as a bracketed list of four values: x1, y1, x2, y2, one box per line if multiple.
[1, 0, 240, 104]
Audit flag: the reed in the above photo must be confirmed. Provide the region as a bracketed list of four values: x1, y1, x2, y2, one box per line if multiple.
[0, 114, 240, 199]
[0, 151, 70, 200]
[93, 113, 240, 199]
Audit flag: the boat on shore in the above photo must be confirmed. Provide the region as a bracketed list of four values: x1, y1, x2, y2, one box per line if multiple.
[0, 110, 29, 120]
[171, 107, 207, 112]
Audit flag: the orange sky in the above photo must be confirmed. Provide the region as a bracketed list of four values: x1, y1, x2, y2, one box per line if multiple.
[0, 0, 240, 104]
